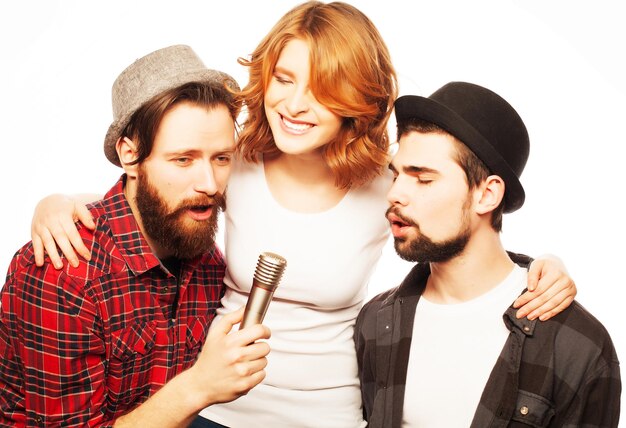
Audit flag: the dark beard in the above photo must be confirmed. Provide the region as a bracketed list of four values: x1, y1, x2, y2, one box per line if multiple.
[387, 206, 471, 264]
[135, 171, 225, 260]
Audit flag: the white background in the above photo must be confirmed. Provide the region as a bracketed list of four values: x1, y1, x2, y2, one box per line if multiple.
[1, 0, 624, 414]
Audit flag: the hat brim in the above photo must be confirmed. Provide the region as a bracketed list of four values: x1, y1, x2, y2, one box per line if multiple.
[394, 95, 525, 213]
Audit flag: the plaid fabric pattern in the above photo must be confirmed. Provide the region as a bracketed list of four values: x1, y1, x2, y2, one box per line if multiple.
[355, 256, 621, 427]
[0, 176, 225, 427]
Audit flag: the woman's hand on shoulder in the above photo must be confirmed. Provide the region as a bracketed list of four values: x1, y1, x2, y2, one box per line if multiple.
[513, 254, 576, 321]
[31, 193, 96, 269]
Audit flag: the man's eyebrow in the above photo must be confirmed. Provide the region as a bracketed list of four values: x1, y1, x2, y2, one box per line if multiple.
[162, 148, 202, 157]
[388, 163, 438, 175]
[403, 165, 437, 174]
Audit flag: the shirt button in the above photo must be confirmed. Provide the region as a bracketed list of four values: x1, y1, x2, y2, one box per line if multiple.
[523, 325, 530, 332]
[162, 286, 169, 293]
[34, 416, 43, 424]
[520, 405, 529, 415]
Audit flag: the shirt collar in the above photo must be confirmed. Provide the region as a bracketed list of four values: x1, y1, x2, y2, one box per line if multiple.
[382, 263, 430, 307]
[502, 301, 539, 336]
[92, 175, 162, 275]
[381, 262, 538, 336]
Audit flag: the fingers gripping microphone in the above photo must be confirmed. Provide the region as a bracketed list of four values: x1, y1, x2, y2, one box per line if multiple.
[240, 252, 287, 329]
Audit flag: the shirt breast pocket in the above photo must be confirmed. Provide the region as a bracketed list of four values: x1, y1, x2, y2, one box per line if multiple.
[510, 390, 555, 427]
[108, 320, 157, 404]
[184, 317, 209, 366]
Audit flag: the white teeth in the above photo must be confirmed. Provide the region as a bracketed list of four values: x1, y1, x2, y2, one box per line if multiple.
[282, 116, 312, 132]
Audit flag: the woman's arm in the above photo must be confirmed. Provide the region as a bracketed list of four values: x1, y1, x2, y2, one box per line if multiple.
[31, 193, 101, 268]
[515, 254, 576, 321]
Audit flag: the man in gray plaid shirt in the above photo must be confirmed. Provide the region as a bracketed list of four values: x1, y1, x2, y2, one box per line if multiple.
[355, 82, 620, 427]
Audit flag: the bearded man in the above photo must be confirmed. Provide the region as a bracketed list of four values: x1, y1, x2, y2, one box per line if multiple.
[0, 45, 270, 427]
[355, 82, 620, 427]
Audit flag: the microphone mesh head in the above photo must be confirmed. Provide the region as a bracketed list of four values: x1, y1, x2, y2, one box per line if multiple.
[254, 252, 287, 288]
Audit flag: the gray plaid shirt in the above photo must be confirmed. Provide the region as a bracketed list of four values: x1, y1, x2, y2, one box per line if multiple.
[355, 258, 621, 427]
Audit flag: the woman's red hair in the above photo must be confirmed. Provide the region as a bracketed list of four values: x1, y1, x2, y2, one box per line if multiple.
[236, 1, 398, 189]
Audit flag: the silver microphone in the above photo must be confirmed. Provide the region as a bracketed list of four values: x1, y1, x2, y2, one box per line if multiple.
[240, 252, 287, 329]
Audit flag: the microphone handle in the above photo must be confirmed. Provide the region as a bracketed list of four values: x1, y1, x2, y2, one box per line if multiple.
[240, 280, 276, 329]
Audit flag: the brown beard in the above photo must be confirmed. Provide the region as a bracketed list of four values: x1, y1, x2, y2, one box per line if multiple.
[135, 169, 225, 260]
[386, 198, 471, 264]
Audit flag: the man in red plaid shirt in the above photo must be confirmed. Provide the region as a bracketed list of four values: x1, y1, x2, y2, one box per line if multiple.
[0, 45, 270, 427]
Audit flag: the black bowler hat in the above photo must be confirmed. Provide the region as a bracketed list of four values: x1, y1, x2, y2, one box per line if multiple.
[394, 82, 530, 213]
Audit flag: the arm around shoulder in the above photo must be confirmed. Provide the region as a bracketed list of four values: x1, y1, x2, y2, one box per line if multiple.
[31, 192, 102, 268]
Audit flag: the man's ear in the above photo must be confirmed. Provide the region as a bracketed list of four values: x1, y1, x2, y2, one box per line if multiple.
[116, 137, 139, 177]
[475, 175, 505, 215]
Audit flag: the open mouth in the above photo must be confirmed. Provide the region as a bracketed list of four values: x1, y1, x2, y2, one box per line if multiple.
[387, 212, 409, 228]
[387, 211, 414, 238]
[185, 205, 213, 221]
[189, 205, 211, 213]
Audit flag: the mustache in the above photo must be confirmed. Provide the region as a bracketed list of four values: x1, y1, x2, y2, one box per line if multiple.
[385, 206, 416, 227]
[172, 192, 226, 215]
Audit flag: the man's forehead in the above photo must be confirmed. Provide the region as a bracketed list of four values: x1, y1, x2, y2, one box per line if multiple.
[395, 131, 456, 163]
[153, 104, 236, 152]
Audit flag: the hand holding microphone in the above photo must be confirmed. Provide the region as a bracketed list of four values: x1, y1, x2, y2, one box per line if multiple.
[240, 252, 287, 329]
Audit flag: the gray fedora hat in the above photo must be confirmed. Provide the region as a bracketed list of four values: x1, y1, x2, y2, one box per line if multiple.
[104, 44, 239, 166]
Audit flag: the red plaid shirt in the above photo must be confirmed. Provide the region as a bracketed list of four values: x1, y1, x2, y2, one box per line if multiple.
[0, 176, 225, 427]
